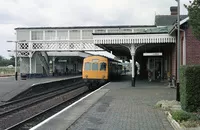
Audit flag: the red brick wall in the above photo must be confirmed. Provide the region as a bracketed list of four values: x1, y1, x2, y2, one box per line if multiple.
[180, 31, 184, 65]
[186, 27, 200, 65]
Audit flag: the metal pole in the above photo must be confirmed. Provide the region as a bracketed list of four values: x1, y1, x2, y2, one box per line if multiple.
[131, 55, 135, 87]
[176, 0, 180, 101]
[29, 56, 32, 75]
[52, 57, 55, 76]
[15, 41, 18, 80]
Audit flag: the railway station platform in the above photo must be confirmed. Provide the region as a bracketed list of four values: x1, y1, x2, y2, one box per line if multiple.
[0, 75, 81, 102]
[31, 75, 176, 130]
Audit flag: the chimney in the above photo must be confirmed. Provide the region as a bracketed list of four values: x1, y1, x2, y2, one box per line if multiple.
[170, 6, 178, 15]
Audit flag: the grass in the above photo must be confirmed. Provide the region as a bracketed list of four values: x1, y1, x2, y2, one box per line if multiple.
[0, 67, 19, 76]
[171, 110, 200, 128]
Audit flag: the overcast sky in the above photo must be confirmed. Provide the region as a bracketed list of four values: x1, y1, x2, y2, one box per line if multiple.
[0, 0, 190, 59]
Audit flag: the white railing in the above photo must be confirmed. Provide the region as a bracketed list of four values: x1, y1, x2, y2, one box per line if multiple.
[17, 40, 102, 51]
[16, 40, 103, 57]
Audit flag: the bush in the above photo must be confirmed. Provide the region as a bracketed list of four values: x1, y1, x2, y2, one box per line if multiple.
[180, 65, 200, 112]
[180, 120, 199, 128]
[171, 110, 191, 122]
[189, 113, 200, 121]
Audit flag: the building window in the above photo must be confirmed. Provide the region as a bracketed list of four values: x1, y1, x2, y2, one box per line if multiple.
[121, 29, 132, 33]
[45, 30, 56, 40]
[92, 63, 98, 71]
[108, 29, 120, 33]
[84, 62, 91, 70]
[57, 30, 68, 40]
[31, 31, 43, 40]
[82, 30, 93, 39]
[134, 28, 144, 32]
[69, 30, 80, 39]
[95, 29, 106, 33]
[100, 62, 106, 71]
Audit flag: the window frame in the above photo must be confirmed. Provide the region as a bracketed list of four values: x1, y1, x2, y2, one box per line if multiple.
[100, 62, 106, 71]
[31, 31, 43, 40]
[92, 62, 98, 71]
[84, 62, 91, 70]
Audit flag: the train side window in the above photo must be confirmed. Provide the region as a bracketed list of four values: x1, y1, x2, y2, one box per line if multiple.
[84, 62, 91, 70]
[92, 62, 98, 70]
[100, 62, 106, 71]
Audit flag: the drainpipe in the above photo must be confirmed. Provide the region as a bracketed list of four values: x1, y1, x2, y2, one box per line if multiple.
[180, 29, 186, 65]
[172, 27, 186, 65]
[170, 27, 186, 88]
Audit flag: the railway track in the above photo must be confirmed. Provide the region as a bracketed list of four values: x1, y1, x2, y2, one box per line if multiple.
[0, 81, 88, 130]
[5, 87, 89, 130]
[0, 80, 84, 117]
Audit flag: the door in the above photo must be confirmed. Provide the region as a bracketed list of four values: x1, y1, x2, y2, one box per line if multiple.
[147, 57, 163, 81]
[155, 58, 162, 80]
[91, 61, 99, 79]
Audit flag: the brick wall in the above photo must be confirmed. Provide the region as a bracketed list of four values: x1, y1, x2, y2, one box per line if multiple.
[186, 28, 200, 65]
[170, 26, 200, 79]
[180, 32, 184, 65]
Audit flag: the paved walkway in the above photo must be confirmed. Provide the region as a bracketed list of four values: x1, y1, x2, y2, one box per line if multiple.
[68, 75, 175, 130]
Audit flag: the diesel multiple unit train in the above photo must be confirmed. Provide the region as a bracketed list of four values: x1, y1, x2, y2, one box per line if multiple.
[82, 55, 123, 90]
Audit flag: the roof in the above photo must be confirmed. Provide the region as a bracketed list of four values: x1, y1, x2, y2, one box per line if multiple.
[93, 26, 171, 35]
[15, 25, 156, 30]
[85, 55, 121, 63]
[180, 17, 189, 25]
[47, 52, 92, 58]
[155, 15, 188, 26]
[168, 16, 189, 34]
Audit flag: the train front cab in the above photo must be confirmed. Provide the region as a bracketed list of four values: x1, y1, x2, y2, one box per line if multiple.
[82, 56, 108, 90]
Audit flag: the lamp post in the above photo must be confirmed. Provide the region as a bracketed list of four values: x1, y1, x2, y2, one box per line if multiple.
[175, 0, 180, 101]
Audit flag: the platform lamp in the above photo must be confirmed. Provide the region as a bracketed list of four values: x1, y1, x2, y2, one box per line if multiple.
[175, 0, 180, 101]
[7, 40, 26, 81]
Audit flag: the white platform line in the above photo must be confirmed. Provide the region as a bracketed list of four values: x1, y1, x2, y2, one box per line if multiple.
[30, 82, 110, 130]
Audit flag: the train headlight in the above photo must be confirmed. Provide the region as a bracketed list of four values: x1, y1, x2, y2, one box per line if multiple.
[85, 75, 88, 78]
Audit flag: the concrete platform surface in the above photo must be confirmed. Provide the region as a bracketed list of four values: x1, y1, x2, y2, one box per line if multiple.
[30, 75, 176, 130]
[0, 75, 81, 102]
[30, 84, 110, 130]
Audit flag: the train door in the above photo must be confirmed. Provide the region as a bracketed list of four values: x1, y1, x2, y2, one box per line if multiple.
[98, 61, 107, 80]
[91, 59, 99, 79]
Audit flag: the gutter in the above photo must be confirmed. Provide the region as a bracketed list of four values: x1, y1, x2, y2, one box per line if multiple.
[169, 16, 189, 35]
[169, 23, 177, 35]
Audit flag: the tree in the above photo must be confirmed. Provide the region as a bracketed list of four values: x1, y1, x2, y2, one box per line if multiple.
[185, 0, 200, 40]
[0, 56, 3, 61]
[0, 55, 16, 66]
[9, 56, 15, 66]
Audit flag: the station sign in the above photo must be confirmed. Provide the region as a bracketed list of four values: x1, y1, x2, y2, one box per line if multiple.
[143, 52, 162, 56]
[58, 60, 67, 62]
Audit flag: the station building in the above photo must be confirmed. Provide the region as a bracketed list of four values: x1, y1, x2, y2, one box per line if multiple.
[14, 6, 200, 86]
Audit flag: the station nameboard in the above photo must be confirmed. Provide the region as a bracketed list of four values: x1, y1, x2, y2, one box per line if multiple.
[58, 60, 67, 62]
[143, 52, 162, 56]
